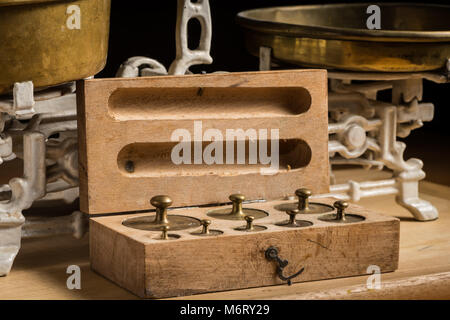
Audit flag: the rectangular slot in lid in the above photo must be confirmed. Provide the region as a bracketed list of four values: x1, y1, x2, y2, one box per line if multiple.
[108, 86, 311, 120]
[117, 139, 312, 177]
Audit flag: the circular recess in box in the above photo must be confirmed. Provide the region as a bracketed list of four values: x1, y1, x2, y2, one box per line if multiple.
[275, 220, 313, 228]
[190, 229, 224, 237]
[123, 215, 201, 231]
[318, 213, 365, 224]
[207, 208, 268, 221]
[234, 224, 267, 232]
[274, 202, 334, 214]
[154, 234, 181, 241]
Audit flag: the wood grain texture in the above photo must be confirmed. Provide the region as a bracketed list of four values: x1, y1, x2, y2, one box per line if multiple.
[1, 172, 449, 300]
[90, 198, 399, 298]
[273, 272, 450, 300]
[89, 221, 145, 297]
[76, 70, 329, 214]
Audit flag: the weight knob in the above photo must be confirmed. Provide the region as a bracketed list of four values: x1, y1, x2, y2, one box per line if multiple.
[295, 188, 311, 211]
[334, 200, 349, 221]
[150, 195, 173, 225]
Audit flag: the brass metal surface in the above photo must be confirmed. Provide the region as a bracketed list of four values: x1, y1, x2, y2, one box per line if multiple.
[191, 219, 223, 236]
[244, 215, 255, 231]
[122, 195, 201, 231]
[319, 201, 366, 224]
[275, 209, 313, 228]
[237, 3, 450, 72]
[123, 215, 201, 232]
[200, 219, 211, 235]
[150, 195, 173, 225]
[160, 226, 169, 240]
[0, 0, 62, 6]
[0, 0, 111, 94]
[234, 215, 267, 232]
[274, 188, 334, 213]
[155, 226, 180, 240]
[207, 194, 268, 220]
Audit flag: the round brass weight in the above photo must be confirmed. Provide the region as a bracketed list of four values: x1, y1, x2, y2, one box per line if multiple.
[191, 219, 223, 237]
[234, 215, 267, 232]
[275, 188, 334, 214]
[276, 209, 313, 228]
[122, 195, 201, 231]
[318, 201, 365, 224]
[207, 194, 268, 221]
[155, 226, 181, 240]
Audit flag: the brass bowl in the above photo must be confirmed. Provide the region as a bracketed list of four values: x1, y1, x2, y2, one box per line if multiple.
[237, 3, 450, 72]
[0, 0, 111, 95]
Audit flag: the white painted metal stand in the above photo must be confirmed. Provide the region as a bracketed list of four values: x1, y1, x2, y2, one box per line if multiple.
[0, 0, 214, 276]
[259, 46, 448, 221]
[0, 81, 80, 275]
[2, 0, 443, 278]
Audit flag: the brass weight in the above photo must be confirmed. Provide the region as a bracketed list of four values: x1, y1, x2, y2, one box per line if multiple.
[274, 188, 334, 214]
[156, 225, 180, 240]
[207, 194, 268, 221]
[276, 209, 313, 228]
[151, 195, 172, 225]
[160, 226, 169, 240]
[200, 219, 211, 235]
[122, 195, 201, 231]
[234, 215, 267, 232]
[318, 201, 365, 224]
[191, 219, 223, 236]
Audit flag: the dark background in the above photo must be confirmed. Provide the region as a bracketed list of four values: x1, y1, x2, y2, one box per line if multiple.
[98, 0, 450, 184]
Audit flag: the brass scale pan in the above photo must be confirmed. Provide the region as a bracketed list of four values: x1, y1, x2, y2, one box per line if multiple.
[0, 0, 111, 95]
[237, 3, 450, 73]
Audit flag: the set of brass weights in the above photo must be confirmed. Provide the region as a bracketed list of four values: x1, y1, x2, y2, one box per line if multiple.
[122, 189, 365, 240]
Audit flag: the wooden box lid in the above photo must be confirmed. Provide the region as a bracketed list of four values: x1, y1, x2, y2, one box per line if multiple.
[76, 70, 329, 215]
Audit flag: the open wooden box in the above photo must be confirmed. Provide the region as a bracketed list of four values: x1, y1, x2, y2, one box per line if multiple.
[77, 70, 399, 298]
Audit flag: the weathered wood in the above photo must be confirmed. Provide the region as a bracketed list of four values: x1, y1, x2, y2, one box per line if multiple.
[4, 173, 449, 300]
[77, 70, 329, 214]
[90, 198, 399, 298]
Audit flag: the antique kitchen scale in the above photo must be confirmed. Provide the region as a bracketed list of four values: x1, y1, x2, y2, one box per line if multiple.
[237, 3, 450, 222]
[75, 2, 450, 298]
[0, 0, 111, 276]
[3, 0, 449, 298]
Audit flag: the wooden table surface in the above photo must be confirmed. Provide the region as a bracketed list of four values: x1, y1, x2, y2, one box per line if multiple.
[1, 170, 450, 300]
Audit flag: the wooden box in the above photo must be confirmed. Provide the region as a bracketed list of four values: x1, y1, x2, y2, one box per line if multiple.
[90, 199, 399, 298]
[77, 70, 399, 298]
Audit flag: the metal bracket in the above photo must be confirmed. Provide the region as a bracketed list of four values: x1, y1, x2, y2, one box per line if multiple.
[0, 132, 46, 276]
[0, 81, 35, 120]
[168, 0, 213, 75]
[116, 56, 168, 78]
